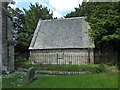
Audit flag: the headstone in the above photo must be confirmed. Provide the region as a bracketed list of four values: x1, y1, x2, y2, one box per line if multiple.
[26, 67, 35, 83]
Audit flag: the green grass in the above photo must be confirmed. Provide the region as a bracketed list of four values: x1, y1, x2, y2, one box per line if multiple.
[3, 60, 119, 88]
[2, 70, 118, 88]
[16, 60, 118, 72]
[21, 72, 118, 88]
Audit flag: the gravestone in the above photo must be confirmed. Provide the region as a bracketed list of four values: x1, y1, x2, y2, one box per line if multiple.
[26, 67, 35, 83]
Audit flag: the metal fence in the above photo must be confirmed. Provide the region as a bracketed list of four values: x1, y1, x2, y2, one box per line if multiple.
[31, 52, 91, 65]
[94, 51, 118, 64]
[30, 49, 118, 65]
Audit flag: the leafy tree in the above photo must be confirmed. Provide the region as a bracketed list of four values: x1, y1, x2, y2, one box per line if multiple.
[9, 8, 25, 59]
[65, 2, 99, 18]
[65, 2, 120, 48]
[88, 2, 120, 65]
[21, 3, 53, 58]
[9, 8, 24, 43]
[65, 2, 120, 64]
[87, 2, 120, 47]
[10, 3, 53, 60]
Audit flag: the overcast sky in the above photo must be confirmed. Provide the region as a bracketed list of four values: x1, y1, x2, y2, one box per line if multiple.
[9, 0, 84, 18]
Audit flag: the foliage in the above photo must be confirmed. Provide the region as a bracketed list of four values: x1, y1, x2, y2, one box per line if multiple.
[9, 8, 24, 47]
[87, 2, 120, 44]
[65, 2, 120, 48]
[96, 64, 106, 72]
[10, 3, 53, 59]
[65, 2, 120, 65]
[65, 2, 99, 18]
[23, 3, 53, 52]
[2, 70, 26, 88]
[15, 60, 119, 73]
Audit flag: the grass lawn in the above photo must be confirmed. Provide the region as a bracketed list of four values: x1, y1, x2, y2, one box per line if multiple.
[2, 61, 119, 88]
[21, 72, 118, 88]
[15, 60, 118, 72]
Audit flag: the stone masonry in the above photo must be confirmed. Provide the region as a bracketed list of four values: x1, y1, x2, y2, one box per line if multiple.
[0, 1, 14, 73]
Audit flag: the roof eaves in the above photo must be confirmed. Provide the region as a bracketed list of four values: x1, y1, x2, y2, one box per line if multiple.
[29, 20, 42, 50]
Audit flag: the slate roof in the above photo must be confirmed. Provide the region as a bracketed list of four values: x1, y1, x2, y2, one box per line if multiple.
[29, 17, 94, 50]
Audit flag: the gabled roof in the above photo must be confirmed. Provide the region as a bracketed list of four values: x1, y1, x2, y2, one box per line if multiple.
[29, 17, 94, 50]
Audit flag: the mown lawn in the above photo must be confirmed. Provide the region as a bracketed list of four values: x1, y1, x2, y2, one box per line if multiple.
[15, 59, 118, 73]
[21, 72, 118, 88]
[2, 61, 119, 88]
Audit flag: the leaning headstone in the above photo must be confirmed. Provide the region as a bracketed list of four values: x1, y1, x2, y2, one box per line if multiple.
[26, 67, 35, 83]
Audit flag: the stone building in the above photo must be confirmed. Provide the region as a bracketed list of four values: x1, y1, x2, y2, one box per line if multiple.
[29, 17, 95, 64]
[0, 1, 14, 73]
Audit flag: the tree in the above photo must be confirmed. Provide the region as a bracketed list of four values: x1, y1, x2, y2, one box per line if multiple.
[10, 3, 53, 60]
[18, 3, 53, 59]
[9, 8, 25, 59]
[9, 8, 24, 44]
[65, 2, 120, 65]
[87, 2, 120, 46]
[88, 2, 120, 65]
[65, 2, 99, 18]
[65, 2, 120, 48]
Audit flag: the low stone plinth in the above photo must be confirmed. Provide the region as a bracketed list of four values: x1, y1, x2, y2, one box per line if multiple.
[36, 70, 91, 75]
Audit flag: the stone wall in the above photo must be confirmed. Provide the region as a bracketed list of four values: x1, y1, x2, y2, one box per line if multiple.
[0, 2, 14, 73]
[0, 2, 2, 70]
[1, 3, 8, 71]
[7, 17, 14, 71]
[30, 49, 94, 65]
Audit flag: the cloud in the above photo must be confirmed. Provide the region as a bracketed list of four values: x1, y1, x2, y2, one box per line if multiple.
[14, 0, 19, 4]
[52, 11, 63, 18]
[33, 0, 83, 18]
[33, 0, 63, 18]
[13, 0, 83, 18]
[8, 4, 17, 9]
[7, 0, 18, 9]
[49, 0, 83, 12]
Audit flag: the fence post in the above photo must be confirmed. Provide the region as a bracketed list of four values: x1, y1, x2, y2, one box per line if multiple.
[88, 48, 90, 64]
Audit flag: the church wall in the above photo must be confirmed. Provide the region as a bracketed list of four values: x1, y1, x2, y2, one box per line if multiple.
[0, 2, 14, 73]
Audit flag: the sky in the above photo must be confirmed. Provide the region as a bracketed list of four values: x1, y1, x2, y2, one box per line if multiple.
[8, 0, 85, 18]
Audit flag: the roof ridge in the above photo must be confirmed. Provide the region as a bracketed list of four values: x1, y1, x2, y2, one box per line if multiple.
[40, 17, 85, 22]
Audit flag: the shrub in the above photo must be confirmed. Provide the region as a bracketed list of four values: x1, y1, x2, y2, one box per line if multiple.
[96, 64, 106, 73]
[16, 60, 118, 73]
[115, 64, 120, 70]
